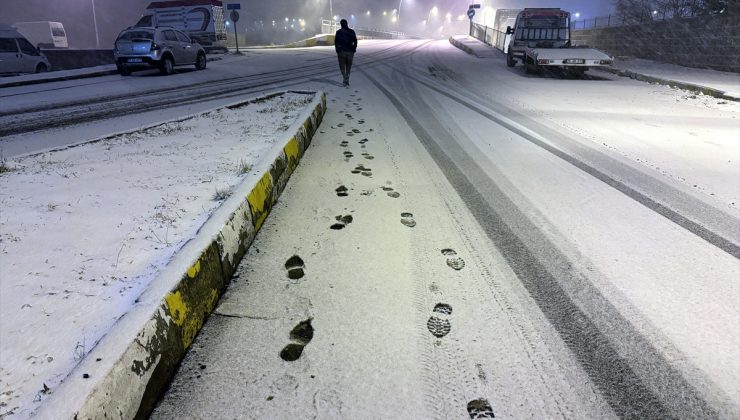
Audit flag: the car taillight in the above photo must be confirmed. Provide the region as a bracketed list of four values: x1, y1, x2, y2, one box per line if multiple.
[537, 59, 552, 65]
[150, 43, 161, 51]
[599, 59, 612, 65]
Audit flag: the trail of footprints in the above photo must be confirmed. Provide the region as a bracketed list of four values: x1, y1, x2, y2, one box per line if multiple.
[283, 95, 493, 417]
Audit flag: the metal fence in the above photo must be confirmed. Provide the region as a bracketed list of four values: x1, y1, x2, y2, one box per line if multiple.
[320, 20, 407, 39]
[469, 22, 508, 52]
[570, 9, 710, 30]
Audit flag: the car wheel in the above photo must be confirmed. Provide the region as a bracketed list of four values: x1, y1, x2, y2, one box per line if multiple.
[35, 63, 48, 73]
[160, 56, 174, 75]
[506, 50, 516, 67]
[117, 65, 131, 76]
[195, 52, 207, 70]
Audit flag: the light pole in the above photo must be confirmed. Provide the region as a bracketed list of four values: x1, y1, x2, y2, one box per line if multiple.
[91, 0, 100, 48]
[398, 0, 403, 24]
[329, 0, 333, 30]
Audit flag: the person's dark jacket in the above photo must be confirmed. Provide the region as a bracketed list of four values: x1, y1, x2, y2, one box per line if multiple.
[334, 27, 357, 54]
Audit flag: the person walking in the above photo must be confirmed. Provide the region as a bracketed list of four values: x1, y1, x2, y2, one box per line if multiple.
[334, 19, 357, 87]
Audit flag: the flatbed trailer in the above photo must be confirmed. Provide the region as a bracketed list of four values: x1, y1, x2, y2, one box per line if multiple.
[523, 46, 613, 75]
[506, 8, 613, 76]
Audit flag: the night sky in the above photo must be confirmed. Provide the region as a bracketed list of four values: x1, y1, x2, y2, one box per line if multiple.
[1, 0, 615, 48]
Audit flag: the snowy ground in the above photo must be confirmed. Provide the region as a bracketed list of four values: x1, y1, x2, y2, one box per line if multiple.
[0, 92, 315, 418]
[152, 40, 738, 418]
[1, 39, 739, 418]
[610, 57, 740, 98]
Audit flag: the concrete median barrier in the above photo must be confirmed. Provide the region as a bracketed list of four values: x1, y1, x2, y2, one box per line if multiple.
[34, 91, 327, 419]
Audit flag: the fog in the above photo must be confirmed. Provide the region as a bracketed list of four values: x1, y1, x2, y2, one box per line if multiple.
[0, 0, 614, 48]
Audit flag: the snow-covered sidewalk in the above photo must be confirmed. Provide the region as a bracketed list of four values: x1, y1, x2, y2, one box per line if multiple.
[606, 57, 740, 100]
[0, 92, 315, 418]
[449, 35, 739, 100]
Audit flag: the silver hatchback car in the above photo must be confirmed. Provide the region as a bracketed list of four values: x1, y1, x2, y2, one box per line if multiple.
[114, 27, 207, 76]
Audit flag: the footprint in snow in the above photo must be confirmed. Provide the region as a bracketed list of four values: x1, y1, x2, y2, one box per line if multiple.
[442, 249, 465, 270]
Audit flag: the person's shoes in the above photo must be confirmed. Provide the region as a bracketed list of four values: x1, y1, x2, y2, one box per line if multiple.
[343, 80, 349, 87]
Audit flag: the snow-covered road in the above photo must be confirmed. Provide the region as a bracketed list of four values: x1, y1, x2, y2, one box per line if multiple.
[2, 39, 739, 418]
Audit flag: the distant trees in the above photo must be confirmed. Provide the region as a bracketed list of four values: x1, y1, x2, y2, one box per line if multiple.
[613, 0, 736, 23]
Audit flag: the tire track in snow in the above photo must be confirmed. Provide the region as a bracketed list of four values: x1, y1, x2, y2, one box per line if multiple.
[389, 65, 740, 260]
[362, 68, 721, 419]
[0, 41, 433, 138]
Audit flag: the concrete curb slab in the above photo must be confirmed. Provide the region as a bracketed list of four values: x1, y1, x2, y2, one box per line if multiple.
[449, 36, 479, 57]
[596, 67, 740, 102]
[33, 91, 327, 419]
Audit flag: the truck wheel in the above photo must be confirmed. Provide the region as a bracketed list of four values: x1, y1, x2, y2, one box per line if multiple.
[506, 50, 516, 67]
[35, 63, 48, 73]
[160, 56, 174, 75]
[195, 52, 207, 70]
[524, 58, 534, 74]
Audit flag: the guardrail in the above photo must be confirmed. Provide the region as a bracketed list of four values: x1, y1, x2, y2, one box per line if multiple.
[469, 22, 508, 52]
[320, 20, 407, 39]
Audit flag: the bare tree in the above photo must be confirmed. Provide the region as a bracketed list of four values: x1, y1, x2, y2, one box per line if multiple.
[614, 0, 655, 23]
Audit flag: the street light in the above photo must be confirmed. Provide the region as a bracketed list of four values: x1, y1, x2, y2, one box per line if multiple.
[427, 6, 439, 23]
[91, 0, 100, 49]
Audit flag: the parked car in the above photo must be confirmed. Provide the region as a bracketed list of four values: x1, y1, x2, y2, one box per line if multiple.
[12, 21, 68, 49]
[0, 23, 52, 74]
[114, 27, 207, 75]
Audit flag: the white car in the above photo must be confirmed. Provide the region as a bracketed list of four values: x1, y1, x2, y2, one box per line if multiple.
[0, 24, 52, 74]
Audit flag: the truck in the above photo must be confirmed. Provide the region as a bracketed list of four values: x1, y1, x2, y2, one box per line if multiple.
[505, 8, 612, 76]
[12, 21, 68, 49]
[134, 0, 227, 52]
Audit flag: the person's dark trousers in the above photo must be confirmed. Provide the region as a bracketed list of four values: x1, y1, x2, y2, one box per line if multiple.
[337, 51, 354, 85]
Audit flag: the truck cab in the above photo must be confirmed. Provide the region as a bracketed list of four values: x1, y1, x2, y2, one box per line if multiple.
[505, 8, 570, 67]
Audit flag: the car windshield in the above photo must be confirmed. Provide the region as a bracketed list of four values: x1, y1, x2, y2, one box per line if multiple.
[117, 30, 154, 41]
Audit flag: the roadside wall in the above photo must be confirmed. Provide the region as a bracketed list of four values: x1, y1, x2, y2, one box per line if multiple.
[42, 49, 113, 71]
[570, 13, 740, 73]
